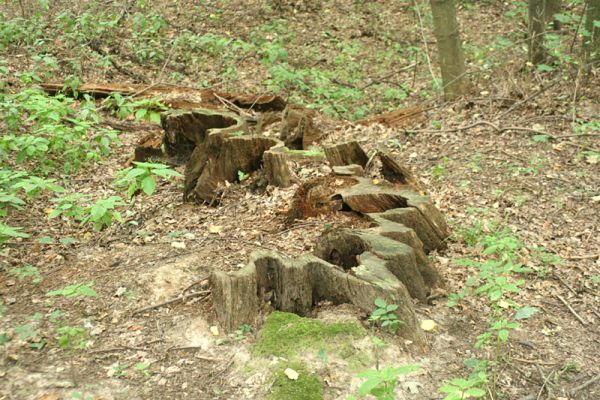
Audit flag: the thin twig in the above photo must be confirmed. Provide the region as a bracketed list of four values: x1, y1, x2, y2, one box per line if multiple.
[496, 81, 559, 120]
[571, 373, 600, 395]
[132, 290, 210, 316]
[556, 295, 588, 326]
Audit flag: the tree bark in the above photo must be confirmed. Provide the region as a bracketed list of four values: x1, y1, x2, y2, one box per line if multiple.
[429, 0, 467, 100]
[528, 0, 560, 64]
[584, 0, 600, 64]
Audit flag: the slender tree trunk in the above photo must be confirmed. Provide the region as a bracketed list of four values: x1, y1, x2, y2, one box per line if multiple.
[529, 0, 548, 64]
[546, 0, 562, 30]
[584, 0, 600, 64]
[429, 0, 467, 100]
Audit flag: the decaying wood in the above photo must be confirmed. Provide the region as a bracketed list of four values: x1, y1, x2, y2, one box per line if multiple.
[133, 132, 165, 163]
[332, 164, 364, 176]
[357, 106, 424, 128]
[263, 145, 294, 187]
[378, 150, 420, 188]
[280, 105, 322, 149]
[40, 82, 286, 112]
[211, 250, 425, 343]
[287, 176, 354, 222]
[324, 141, 369, 167]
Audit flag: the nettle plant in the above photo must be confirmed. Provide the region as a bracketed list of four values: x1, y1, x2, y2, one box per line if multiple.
[49, 193, 126, 232]
[369, 298, 403, 334]
[102, 93, 168, 124]
[441, 221, 541, 399]
[115, 161, 182, 199]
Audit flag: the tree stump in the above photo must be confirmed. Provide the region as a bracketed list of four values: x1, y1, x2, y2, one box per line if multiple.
[212, 144, 449, 342]
[211, 250, 424, 343]
[161, 108, 291, 203]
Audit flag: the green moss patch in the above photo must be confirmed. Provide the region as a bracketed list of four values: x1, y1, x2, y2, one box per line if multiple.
[253, 311, 364, 358]
[267, 362, 324, 400]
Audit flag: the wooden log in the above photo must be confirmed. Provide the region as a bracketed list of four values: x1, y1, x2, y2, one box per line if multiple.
[40, 82, 286, 112]
[323, 141, 369, 167]
[357, 106, 424, 128]
[160, 108, 287, 203]
[314, 228, 429, 301]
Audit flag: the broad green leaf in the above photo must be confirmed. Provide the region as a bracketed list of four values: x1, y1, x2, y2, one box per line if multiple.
[141, 175, 157, 195]
[374, 298, 387, 308]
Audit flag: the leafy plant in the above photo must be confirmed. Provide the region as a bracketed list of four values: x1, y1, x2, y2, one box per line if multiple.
[102, 93, 167, 124]
[369, 298, 403, 334]
[57, 325, 87, 350]
[237, 170, 249, 182]
[81, 196, 125, 231]
[234, 324, 252, 341]
[439, 374, 487, 400]
[134, 362, 152, 378]
[12, 176, 64, 198]
[8, 264, 42, 285]
[432, 156, 449, 180]
[0, 222, 29, 244]
[351, 365, 420, 400]
[47, 282, 97, 298]
[48, 193, 90, 221]
[115, 162, 181, 199]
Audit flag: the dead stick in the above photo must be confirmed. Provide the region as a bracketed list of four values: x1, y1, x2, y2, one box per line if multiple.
[556, 295, 587, 326]
[132, 290, 210, 316]
[566, 254, 599, 260]
[554, 274, 578, 297]
[571, 373, 600, 394]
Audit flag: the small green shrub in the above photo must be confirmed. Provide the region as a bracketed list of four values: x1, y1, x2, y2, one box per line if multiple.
[369, 298, 403, 334]
[115, 161, 181, 198]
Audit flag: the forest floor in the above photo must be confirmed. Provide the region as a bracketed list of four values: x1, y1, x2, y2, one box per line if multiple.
[0, 1, 599, 400]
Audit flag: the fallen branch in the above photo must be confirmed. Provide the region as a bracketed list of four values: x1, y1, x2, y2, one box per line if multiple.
[556, 294, 588, 326]
[132, 290, 210, 316]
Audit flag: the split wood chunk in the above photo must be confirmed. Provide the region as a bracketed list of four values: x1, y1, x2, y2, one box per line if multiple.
[263, 144, 294, 188]
[324, 141, 369, 167]
[210, 250, 424, 343]
[378, 150, 420, 188]
[280, 105, 322, 149]
[133, 132, 165, 163]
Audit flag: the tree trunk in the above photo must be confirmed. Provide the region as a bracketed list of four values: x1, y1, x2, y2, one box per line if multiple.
[584, 0, 600, 64]
[529, 0, 547, 64]
[429, 0, 467, 100]
[546, 0, 562, 30]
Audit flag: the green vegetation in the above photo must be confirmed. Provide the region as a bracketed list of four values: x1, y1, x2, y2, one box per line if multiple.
[115, 161, 182, 199]
[253, 311, 363, 358]
[441, 220, 544, 398]
[368, 298, 403, 334]
[351, 365, 420, 400]
[267, 362, 324, 400]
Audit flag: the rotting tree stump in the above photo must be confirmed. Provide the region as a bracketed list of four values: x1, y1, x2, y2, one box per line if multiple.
[211, 141, 449, 343]
[161, 108, 294, 202]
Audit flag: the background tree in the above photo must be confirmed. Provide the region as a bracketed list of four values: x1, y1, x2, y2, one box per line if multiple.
[429, 0, 467, 100]
[584, 0, 600, 63]
[528, 0, 562, 64]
